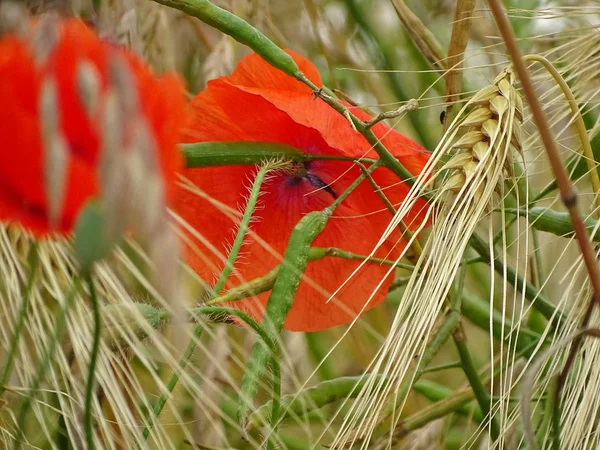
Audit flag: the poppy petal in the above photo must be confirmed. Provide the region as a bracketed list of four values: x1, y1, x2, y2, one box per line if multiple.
[220, 49, 321, 94]
[178, 50, 430, 331]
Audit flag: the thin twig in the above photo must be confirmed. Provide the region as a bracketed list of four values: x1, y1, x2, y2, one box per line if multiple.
[488, 0, 600, 311]
[354, 160, 423, 257]
[364, 99, 419, 129]
[520, 328, 600, 450]
[521, 54, 600, 212]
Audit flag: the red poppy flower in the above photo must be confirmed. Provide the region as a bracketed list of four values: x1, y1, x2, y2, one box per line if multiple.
[176, 50, 430, 332]
[0, 18, 185, 236]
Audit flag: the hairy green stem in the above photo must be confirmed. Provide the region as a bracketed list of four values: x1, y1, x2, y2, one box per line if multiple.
[213, 162, 282, 297]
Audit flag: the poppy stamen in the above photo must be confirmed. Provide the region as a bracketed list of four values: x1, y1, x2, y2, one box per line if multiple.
[305, 173, 338, 199]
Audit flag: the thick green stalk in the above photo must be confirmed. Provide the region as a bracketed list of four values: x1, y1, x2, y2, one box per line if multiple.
[238, 211, 330, 431]
[182, 141, 377, 167]
[248, 376, 481, 430]
[149, 0, 301, 77]
[461, 289, 540, 355]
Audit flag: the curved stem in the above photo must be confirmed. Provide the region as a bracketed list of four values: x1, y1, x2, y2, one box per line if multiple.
[141, 325, 204, 442]
[355, 161, 423, 257]
[142, 306, 280, 447]
[84, 273, 101, 450]
[521, 54, 600, 213]
[489, 0, 600, 314]
[0, 242, 39, 396]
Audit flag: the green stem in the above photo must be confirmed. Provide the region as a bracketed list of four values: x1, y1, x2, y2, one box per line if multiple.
[212, 162, 281, 297]
[142, 325, 204, 442]
[248, 375, 483, 430]
[154, 0, 429, 193]
[387, 339, 539, 442]
[149, 0, 301, 77]
[192, 307, 280, 448]
[308, 246, 415, 271]
[0, 243, 39, 396]
[355, 161, 422, 256]
[536, 375, 558, 449]
[342, 0, 433, 149]
[303, 84, 427, 192]
[551, 375, 561, 450]
[143, 306, 280, 446]
[469, 233, 561, 324]
[452, 322, 500, 440]
[412, 379, 481, 420]
[84, 273, 101, 450]
[381, 309, 461, 421]
[182, 141, 377, 167]
[207, 245, 415, 306]
[329, 160, 380, 211]
[421, 361, 462, 374]
[461, 289, 540, 355]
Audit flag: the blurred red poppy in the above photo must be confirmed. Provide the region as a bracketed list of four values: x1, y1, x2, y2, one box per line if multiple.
[176, 50, 430, 332]
[0, 17, 185, 236]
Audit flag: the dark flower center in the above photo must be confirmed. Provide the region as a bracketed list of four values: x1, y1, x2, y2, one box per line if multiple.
[287, 161, 338, 199]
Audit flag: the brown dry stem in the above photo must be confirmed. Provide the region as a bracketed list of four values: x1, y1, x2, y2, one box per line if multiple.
[443, 0, 476, 131]
[488, 0, 600, 311]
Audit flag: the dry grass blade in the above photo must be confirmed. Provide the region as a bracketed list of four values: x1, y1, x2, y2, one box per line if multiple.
[388, 0, 446, 71]
[443, 0, 476, 131]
